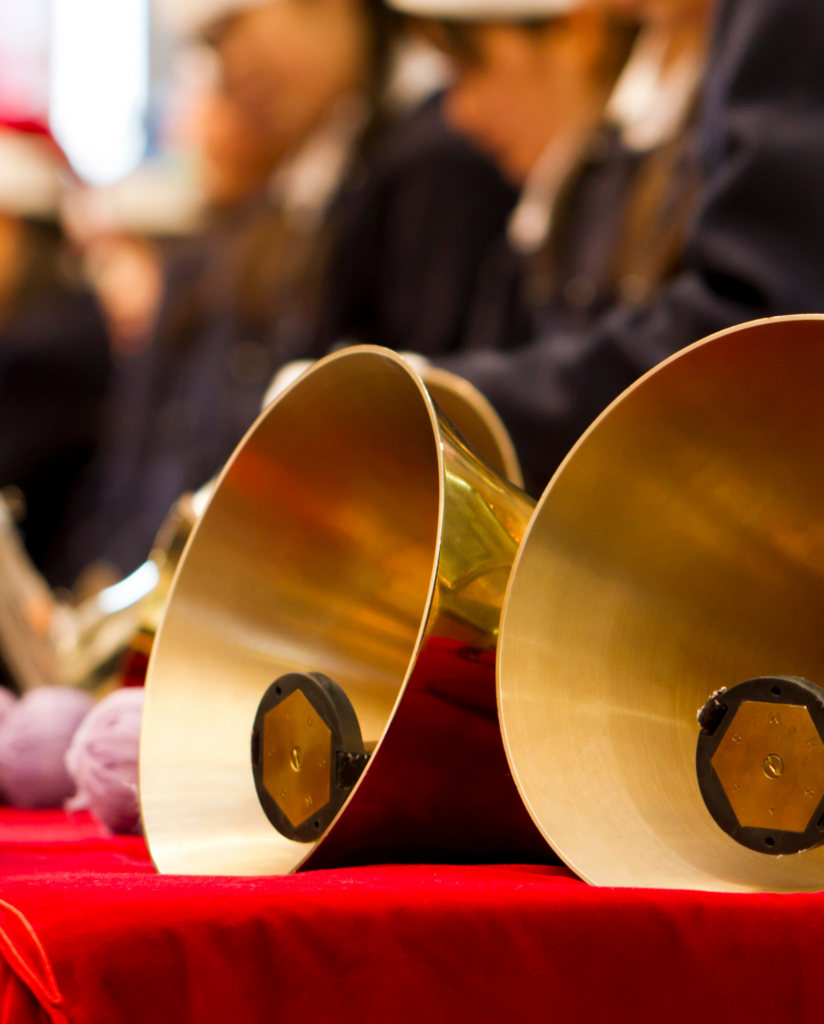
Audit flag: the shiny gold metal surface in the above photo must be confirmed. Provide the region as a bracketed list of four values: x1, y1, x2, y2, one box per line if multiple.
[420, 367, 523, 487]
[140, 345, 542, 876]
[262, 689, 331, 828]
[126, 371, 517, 687]
[498, 315, 824, 892]
[710, 702, 824, 833]
[0, 363, 515, 694]
[132, 493, 201, 638]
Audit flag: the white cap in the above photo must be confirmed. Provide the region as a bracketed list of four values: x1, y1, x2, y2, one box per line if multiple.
[155, 0, 275, 36]
[386, 0, 578, 20]
[0, 130, 63, 219]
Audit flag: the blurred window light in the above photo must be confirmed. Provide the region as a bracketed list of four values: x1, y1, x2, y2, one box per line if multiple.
[0, 0, 51, 125]
[50, 0, 149, 186]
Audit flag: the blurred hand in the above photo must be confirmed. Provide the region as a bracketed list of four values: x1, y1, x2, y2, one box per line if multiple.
[84, 236, 162, 356]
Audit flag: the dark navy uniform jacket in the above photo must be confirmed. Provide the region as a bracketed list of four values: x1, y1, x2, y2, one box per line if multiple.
[437, 0, 824, 496]
[314, 97, 519, 356]
[0, 287, 110, 586]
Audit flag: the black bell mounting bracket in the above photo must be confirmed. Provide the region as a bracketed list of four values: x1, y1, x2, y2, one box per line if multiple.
[251, 672, 371, 844]
[696, 675, 824, 856]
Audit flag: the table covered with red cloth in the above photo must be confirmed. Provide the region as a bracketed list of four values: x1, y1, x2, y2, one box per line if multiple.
[0, 807, 822, 1024]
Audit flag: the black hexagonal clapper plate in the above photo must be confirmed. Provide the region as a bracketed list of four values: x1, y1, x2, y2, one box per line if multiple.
[696, 676, 824, 856]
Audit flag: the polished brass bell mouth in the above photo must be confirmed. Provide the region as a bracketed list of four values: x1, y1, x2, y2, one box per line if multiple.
[497, 314, 824, 893]
[140, 345, 542, 876]
[696, 676, 824, 856]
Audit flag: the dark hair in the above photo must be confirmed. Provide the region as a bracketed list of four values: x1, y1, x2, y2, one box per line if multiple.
[436, 16, 562, 67]
[437, 11, 636, 90]
[364, 0, 404, 100]
[206, 0, 403, 102]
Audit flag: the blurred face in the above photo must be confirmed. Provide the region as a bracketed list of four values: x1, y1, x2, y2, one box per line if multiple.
[193, 89, 279, 203]
[217, 0, 370, 154]
[442, 14, 607, 184]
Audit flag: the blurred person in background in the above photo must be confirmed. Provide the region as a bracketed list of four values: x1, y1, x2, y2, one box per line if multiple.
[391, 0, 712, 354]
[275, 0, 710, 491]
[0, 127, 110, 588]
[63, 0, 519, 581]
[395, 0, 640, 352]
[395, 0, 824, 496]
[58, 138, 212, 598]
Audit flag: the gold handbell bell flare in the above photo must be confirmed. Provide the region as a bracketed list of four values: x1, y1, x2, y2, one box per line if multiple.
[498, 315, 824, 894]
[419, 367, 523, 488]
[82, 365, 519, 692]
[140, 345, 546, 875]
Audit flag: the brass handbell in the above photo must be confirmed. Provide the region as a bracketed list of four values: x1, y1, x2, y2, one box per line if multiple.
[140, 345, 546, 875]
[0, 362, 519, 695]
[497, 314, 824, 893]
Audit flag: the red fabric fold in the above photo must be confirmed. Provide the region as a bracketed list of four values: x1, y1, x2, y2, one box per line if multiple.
[3, 809, 824, 1024]
[0, 900, 67, 1024]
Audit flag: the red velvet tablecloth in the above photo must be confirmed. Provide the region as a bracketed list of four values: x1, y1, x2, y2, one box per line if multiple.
[1, 807, 822, 1024]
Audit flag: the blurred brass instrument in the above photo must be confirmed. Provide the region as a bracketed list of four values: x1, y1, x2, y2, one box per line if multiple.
[140, 346, 546, 875]
[0, 361, 518, 695]
[0, 492, 201, 692]
[497, 315, 824, 893]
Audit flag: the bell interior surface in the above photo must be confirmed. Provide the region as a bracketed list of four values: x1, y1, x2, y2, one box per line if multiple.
[498, 315, 824, 893]
[140, 345, 545, 875]
[111, 370, 521, 688]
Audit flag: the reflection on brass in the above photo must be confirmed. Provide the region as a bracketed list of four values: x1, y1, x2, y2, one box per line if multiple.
[711, 702, 824, 833]
[0, 366, 514, 694]
[0, 487, 200, 693]
[63, 492, 199, 690]
[262, 690, 331, 829]
[421, 367, 523, 487]
[497, 315, 824, 893]
[140, 345, 535, 876]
